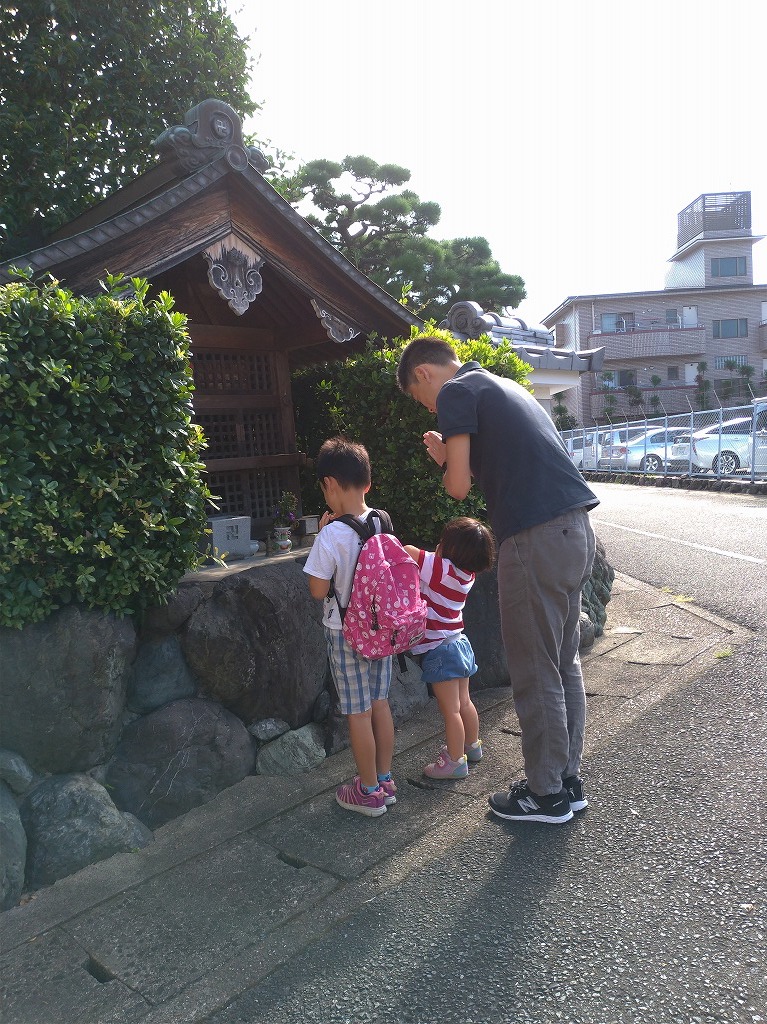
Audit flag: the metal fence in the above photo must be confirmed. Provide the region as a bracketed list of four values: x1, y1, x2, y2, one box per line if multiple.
[560, 401, 767, 481]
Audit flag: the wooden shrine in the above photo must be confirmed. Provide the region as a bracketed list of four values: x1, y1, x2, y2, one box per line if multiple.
[0, 99, 421, 533]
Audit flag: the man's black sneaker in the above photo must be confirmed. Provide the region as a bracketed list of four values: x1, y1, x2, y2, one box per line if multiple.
[488, 780, 574, 824]
[562, 775, 588, 812]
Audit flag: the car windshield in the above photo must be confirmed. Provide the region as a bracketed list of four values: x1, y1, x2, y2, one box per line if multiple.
[628, 432, 673, 447]
[694, 418, 752, 439]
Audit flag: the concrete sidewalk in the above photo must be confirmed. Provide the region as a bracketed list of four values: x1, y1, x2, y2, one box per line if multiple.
[0, 573, 754, 1024]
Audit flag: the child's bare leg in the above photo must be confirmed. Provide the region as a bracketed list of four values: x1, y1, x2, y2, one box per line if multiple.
[458, 677, 480, 747]
[431, 679, 465, 761]
[371, 699, 394, 776]
[347, 709, 378, 788]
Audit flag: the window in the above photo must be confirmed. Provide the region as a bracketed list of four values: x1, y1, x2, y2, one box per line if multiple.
[601, 312, 635, 333]
[667, 366, 679, 381]
[713, 319, 748, 339]
[713, 355, 747, 370]
[665, 309, 680, 326]
[711, 257, 747, 277]
[618, 369, 636, 387]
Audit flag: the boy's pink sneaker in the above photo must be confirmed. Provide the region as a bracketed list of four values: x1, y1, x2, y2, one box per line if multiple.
[379, 777, 397, 806]
[423, 750, 469, 779]
[335, 777, 387, 817]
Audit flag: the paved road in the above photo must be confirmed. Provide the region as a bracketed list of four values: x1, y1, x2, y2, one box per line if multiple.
[210, 655, 766, 1024]
[589, 483, 767, 631]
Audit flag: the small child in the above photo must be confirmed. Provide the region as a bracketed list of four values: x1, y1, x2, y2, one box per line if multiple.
[303, 437, 396, 817]
[405, 517, 495, 779]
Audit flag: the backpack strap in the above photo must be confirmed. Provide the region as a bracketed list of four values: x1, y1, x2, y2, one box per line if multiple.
[333, 513, 376, 543]
[368, 509, 394, 535]
[334, 509, 393, 539]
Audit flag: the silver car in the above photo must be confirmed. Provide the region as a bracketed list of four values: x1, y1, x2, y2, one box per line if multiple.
[598, 427, 690, 473]
[584, 427, 645, 471]
[669, 416, 759, 474]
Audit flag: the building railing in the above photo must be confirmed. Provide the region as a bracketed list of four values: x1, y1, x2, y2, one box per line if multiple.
[589, 322, 701, 335]
[587, 326, 705, 361]
[676, 191, 751, 247]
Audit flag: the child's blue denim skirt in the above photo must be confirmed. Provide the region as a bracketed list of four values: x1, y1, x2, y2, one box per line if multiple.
[419, 633, 478, 685]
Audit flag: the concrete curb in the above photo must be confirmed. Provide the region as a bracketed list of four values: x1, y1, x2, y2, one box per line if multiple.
[582, 470, 767, 494]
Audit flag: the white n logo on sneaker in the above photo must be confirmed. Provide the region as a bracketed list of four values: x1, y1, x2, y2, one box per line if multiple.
[518, 796, 540, 813]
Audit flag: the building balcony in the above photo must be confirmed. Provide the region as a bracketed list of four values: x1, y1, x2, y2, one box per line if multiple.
[676, 192, 751, 248]
[587, 325, 706, 360]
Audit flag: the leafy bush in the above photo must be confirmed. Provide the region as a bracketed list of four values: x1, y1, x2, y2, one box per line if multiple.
[293, 326, 532, 548]
[0, 275, 211, 628]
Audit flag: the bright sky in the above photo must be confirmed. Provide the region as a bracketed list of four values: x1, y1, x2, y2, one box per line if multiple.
[229, 0, 766, 327]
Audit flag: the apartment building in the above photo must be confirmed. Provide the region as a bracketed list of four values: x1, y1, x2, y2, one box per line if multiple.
[543, 192, 767, 426]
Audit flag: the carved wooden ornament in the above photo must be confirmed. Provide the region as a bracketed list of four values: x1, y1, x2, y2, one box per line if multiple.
[310, 299, 360, 343]
[203, 236, 265, 316]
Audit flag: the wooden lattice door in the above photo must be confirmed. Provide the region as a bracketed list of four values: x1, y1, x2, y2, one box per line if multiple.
[188, 326, 302, 536]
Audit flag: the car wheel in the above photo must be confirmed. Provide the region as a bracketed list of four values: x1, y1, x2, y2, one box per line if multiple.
[640, 454, 663, 473]
[712, 451, 740, 475]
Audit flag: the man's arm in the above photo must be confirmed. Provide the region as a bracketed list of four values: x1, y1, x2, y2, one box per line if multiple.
[443, 434, 472, 500]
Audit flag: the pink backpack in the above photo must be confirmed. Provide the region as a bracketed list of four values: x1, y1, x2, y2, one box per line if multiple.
[335, 511, 427, 660]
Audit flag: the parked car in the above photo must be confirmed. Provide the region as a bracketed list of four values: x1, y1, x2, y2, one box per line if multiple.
[564, 432, 594, 469]
[669, 416, 761, 474]
[598, 427, 690, 472]
[581, 427, 646, 471]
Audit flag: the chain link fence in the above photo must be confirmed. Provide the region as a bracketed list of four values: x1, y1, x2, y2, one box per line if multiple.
[561, 401, 767, 480]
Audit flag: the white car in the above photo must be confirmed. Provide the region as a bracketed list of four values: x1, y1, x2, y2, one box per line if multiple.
[564, 433, 593, 469]
[581, 427, 645, 471]
[669, 416, 760, 474]
[598, 427, 690, 473]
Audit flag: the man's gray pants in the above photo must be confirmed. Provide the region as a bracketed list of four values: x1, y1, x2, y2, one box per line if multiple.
[497, 508, 596, 796]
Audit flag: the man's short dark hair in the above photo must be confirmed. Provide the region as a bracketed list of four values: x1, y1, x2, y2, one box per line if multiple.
[316, 437, 371, 488]
[439, 517, 495, 574]
[396, 335, 458, 392]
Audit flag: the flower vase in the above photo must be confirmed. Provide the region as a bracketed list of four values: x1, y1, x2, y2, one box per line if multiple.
[273, 526, 293, 553]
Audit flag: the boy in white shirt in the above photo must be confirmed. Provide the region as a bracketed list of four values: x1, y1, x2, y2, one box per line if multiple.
[303, 437, 395, 817]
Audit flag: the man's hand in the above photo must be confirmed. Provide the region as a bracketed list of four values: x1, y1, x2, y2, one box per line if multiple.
[423, 430, 446, 466]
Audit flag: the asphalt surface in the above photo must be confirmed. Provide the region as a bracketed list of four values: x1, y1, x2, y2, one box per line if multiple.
[588, 483, 767, 631]
[209, 635, 766, 1024]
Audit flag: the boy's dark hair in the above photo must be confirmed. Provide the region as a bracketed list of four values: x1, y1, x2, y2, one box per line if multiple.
[396, 335, 458, 392]
[439, 517, 495, 574]
[316, 437, 371, 488]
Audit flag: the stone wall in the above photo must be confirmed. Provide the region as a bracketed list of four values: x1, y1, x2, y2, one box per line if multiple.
[0, 542, 612, 908]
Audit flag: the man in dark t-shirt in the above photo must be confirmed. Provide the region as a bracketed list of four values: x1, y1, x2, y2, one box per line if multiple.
[397, 335, 598, 824]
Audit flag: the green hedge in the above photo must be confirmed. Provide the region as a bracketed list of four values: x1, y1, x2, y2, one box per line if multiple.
[293, 327, 532, 548]
[0, 276, 211, 628]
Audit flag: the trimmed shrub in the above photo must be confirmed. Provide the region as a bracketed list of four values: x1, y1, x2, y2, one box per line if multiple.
[293, 327, 532, 548]
[0, 275, 211, 628]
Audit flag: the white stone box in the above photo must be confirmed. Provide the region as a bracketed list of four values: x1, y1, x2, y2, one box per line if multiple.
[207, 516, 252, 559]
